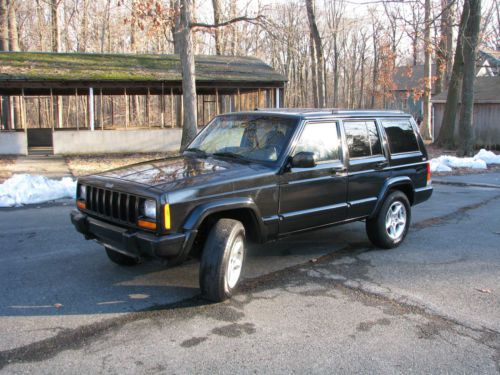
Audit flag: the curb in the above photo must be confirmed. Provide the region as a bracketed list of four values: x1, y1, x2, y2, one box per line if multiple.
[433, 180, 500, 189]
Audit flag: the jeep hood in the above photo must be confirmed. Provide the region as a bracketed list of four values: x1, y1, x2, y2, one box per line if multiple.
[97, 155, 274, 191]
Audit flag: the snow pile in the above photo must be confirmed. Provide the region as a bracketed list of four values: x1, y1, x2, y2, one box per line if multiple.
[429, 149, 500, 173]
[0, 174, 76, 207]
[474, 149, 500, 165]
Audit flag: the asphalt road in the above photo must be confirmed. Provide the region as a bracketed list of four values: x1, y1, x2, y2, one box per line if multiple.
[0, 174, 499, 374]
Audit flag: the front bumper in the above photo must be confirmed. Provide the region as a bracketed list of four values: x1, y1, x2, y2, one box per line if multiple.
[70, 210, 196, 261]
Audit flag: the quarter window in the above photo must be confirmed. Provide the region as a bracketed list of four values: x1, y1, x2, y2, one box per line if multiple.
[294, 122, 339, 162]
[344, 120, 382, 158]
[381, 119, 419, 154]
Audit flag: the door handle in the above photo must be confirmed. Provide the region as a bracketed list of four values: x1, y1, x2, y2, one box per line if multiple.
[331, 166, 347, 175]
[375, 161, 388, 169]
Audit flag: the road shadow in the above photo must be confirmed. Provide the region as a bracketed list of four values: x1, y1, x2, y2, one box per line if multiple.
[0, 218, 366, 317]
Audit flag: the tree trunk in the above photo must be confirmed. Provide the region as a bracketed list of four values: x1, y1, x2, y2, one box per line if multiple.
[333, 33, 339, 107]
[211, 0, 222, 55]
[178, 0, 197, 150]
[309, 33, 318, 107]
[457, 0, 481, 157]
[436, 0, 468, 148]
[420, 0, 432, 140]
[435, 0, 454, 94]
[51, 0, 60, 52]
[0, 0, 8, 51]
[305, 0, 325, 107]
[7, 0, 18, 51]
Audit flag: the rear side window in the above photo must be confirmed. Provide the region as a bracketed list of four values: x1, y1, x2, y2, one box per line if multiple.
[344, 120, 382, 158]
[381, 119, 419, 154]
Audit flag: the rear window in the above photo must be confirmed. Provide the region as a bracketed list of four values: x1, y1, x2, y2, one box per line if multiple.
[381, 119, 419, 154]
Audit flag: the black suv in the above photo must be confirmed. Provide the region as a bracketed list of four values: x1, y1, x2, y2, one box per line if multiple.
[71, 109, 432, 301]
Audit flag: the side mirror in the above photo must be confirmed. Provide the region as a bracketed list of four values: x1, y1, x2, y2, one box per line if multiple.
[291, 151, 316, 169]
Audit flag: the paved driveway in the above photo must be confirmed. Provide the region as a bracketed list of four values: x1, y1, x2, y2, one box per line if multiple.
[0, 176, 499, 374]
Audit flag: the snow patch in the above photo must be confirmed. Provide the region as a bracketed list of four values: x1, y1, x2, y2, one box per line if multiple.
[429, 149, 500, 173]
[0, 174, 76, 208]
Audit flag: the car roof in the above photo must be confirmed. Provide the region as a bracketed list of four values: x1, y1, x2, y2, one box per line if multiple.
[226, 108, 412, 120]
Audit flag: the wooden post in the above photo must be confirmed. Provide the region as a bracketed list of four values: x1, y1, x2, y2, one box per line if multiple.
[110, 96, 114, 128]
[38, 96, 42, 129]
[8, 97, 14, 130]
[161, 82, 165, 128]
[50, 89, 55, 130]
[237, 88, 241, 111]
[146, 87, 151, 128]
[257, 89, 261, 109]
[124, 88, 129, 128]
[20, 90, 26, 129]
[75, 89, 79, 131]
[100, 88, 104, 130]
[201, 95, 205, 125]
[215, 88, 219, 115]
[88, 87, 94, 131]
[170, 88, 174, 128]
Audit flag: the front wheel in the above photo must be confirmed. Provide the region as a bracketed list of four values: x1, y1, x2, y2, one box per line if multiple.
[366, 191, 411, 249]
[199, 219, 246, 302]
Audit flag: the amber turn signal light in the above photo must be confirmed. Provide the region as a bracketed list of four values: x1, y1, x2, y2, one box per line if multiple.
[164, 204, 171, 230]
[137, 219, 157, 230]
[76, 200, 86, 210]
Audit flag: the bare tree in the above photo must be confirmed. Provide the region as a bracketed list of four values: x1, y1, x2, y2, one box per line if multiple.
[8, 0, 18, 51]
[457, 0, 481, 157]
[0, 0, 8, 51]
[420, 0, 433, 140]
[306, 0, 325, 108]
[436, 0, 469, 148]
[435, 0, 455, 94]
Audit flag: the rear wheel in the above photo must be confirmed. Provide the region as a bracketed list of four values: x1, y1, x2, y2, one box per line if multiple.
[199, 219, 246, 302]
[366, 191, 411, 249]
[105, 247, 140, 266]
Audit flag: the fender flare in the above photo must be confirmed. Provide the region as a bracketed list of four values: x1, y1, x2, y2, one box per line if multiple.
[182, 197, 266, 241]
[369, 177, 414, 219]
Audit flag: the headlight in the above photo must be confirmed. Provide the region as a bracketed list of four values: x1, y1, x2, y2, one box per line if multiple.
[79, 185, 86, 200]
[143, 199, 157, 219]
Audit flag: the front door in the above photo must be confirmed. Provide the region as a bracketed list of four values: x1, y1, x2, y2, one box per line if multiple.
[278, 121, 348, 234]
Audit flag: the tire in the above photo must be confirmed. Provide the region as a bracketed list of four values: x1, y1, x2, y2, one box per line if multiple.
[366, 191, 411, 249]
[105, 247, 140, 266]
[199, 219, 246, 302]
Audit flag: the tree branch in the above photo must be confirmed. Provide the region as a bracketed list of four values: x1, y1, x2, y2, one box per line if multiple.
[190, 15, 264, 29]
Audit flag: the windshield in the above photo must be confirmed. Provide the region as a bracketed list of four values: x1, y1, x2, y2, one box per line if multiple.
[187, 114, 299, 163]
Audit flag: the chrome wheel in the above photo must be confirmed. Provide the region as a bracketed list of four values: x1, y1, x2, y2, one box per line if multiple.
[226, 236, 244, 289]
[385, 201, 406, 240]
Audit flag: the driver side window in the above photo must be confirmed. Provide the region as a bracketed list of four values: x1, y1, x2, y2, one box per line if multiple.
[294, 122, 339, 162]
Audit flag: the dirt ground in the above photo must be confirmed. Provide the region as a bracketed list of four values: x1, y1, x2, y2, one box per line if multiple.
[0, 157, 15, 182]
[65, 152, 177, 177]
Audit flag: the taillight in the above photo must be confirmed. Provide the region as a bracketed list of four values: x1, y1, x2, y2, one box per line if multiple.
[426, 162, 431, 185]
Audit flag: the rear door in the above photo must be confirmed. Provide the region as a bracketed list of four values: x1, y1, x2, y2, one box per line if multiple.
[278, 121, 348, 234]
[342, 119, 391, 219]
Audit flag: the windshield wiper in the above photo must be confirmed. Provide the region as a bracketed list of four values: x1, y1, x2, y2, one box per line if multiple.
[183, 147, 208, 158]
[212, 151, 249, 162]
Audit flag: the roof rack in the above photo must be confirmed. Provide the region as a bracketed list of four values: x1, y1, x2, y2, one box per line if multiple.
[255, 108, 407, 116]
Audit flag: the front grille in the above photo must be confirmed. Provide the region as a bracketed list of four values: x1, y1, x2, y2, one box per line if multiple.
[85, 185, 146, 226]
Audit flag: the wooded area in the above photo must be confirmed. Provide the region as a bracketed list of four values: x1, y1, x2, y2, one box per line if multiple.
[0, 0, 498, 151]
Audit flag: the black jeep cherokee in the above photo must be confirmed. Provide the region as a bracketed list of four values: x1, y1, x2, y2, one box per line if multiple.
[71, 109, 432, 302]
